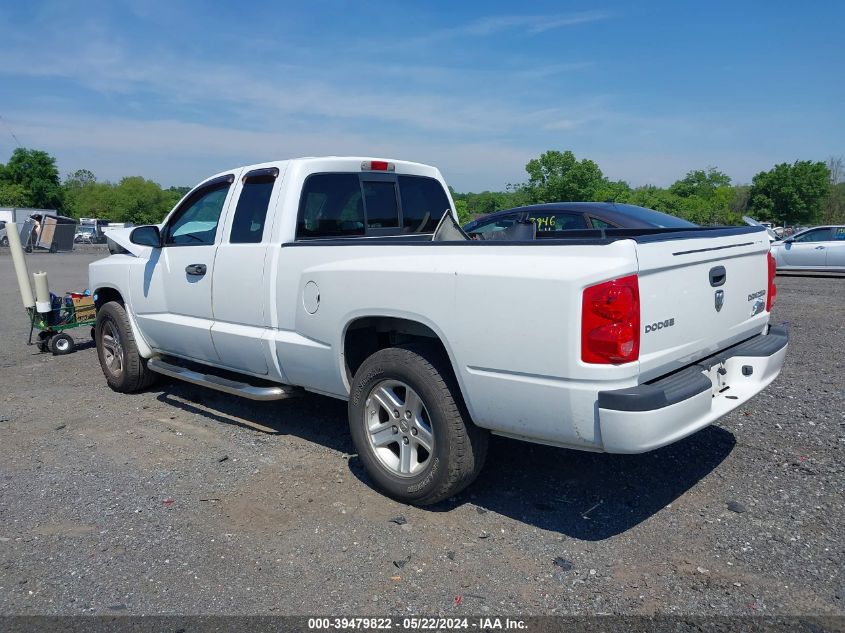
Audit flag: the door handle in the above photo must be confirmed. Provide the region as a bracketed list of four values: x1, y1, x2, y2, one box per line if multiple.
[185, 263, 207, 276]
[814, 245, 825, 250]
[709, 265, 726, 287]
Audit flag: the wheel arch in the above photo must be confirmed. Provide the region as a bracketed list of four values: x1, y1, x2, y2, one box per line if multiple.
[341, 314, 474, 418]
[92, 285, 154, 359]
[93, 285, 124, 310]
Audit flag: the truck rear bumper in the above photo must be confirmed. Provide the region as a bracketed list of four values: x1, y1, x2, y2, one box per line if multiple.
[598, 325, 788, 453]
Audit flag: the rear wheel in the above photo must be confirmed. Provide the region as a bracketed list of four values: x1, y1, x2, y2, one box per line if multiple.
[348, 345, 488, 505]
[95, 301, 157, 392]
[36, 331, 51, 353]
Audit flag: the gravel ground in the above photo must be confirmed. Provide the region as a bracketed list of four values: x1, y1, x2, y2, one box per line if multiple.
[0, 249, 842, 616]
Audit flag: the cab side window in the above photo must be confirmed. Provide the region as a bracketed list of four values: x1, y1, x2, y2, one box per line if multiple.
[230, 169, 278, 243]
[164, 181, 232, 246]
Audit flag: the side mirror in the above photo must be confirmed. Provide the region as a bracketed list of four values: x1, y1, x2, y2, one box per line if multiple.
[130, 225, 162, 248]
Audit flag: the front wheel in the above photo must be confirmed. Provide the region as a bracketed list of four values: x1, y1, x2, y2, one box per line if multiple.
[49, 333, 75, 355]
[95, 301, 157, 392]
[348, 345, 488, 505]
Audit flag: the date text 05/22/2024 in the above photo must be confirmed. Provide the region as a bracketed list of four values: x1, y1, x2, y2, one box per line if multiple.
[307, 617, 528, 630]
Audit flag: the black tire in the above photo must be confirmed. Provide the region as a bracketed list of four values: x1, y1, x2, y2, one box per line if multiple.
[49, 333, 75, 355]
[0, 236, 8, 247]
[95, 300, 157, 392]
[49, 242, 58, 253]
[36, 332, 51, 353]
[348, 345, 488, 506]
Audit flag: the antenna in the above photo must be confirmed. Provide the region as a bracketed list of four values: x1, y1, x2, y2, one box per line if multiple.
[0, 114, 23, 148]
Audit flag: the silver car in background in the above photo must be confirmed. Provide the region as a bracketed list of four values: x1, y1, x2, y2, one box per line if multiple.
[771, 225, 845, 272]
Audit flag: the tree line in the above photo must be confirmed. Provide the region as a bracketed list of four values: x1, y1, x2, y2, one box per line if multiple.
[0, 148, 188, 224]
[1, 147, 843, 227]
[453, 150, 844, 227]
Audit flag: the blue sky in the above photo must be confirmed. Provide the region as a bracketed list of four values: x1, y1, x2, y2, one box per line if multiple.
[0, 1, 842, 191]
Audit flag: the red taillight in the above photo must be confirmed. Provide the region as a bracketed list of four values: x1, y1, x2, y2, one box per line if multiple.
[581, 274, 640, 364]
[361, 160, 394, 172]
[766, 251, 777, 311]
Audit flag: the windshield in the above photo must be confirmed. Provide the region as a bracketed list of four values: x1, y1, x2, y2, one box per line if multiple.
[610, 204, 697, 228]
[78, 226, 96, 234]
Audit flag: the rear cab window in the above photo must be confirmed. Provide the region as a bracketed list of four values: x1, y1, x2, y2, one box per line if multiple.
[296, 171, 451, 240]
[363, 180, 400, 230]
[297, 174, 365, 238]
[399, 175, 450, 233]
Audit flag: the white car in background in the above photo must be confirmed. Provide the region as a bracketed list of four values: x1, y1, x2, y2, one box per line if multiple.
[0, 220, 7, 247]
[771, 225, 845, 272]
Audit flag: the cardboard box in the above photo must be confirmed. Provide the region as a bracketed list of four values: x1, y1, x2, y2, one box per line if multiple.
[71, 295, 96, 321]
[37, 218, 57, 249]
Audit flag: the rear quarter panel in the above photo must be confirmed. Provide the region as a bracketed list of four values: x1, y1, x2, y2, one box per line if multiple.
[271, 241, 641, 450]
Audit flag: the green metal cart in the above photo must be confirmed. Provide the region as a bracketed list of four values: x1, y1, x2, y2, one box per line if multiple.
[27, 298, 96, 355]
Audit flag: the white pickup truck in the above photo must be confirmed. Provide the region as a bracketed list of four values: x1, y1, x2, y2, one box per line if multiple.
[90, 157, 788, 505]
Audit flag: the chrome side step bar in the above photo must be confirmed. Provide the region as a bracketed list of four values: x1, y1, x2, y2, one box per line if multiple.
[147, 357, 297, 401]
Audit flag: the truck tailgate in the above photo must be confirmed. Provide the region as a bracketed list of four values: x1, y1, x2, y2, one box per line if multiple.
[636, 228, 773, 381]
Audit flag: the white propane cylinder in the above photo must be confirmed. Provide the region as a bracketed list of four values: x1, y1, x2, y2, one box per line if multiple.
[6, 222, 36, 308]
[34, 271, 51, 313]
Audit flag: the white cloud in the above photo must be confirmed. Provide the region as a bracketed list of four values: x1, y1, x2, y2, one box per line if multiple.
[515, 62, 596, 80]
[4, 111, 534, 191]
[463, 11, 611, 36]
[543, 119, 585, 131]
[3, 109, 800, 191]
[0, 32, 593, 138]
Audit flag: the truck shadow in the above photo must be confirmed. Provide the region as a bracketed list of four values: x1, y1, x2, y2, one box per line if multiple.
[156, 383, 734, 540]
[155, 384, 355, 454]
[438, 425, 736, 540]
